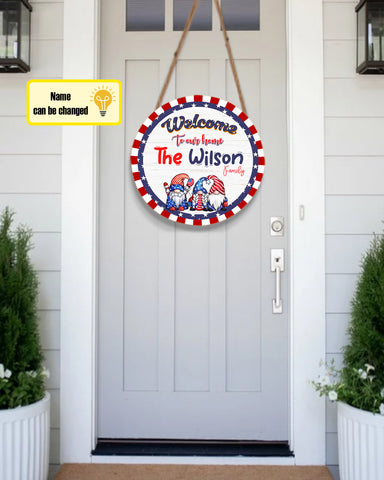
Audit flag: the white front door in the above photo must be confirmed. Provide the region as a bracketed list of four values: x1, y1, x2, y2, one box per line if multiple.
[98, 0, 288, 441]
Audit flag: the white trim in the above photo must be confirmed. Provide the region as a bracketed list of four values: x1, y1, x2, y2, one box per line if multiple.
[60, 0, 325, 465]
[287, 0, 325, 465]
[60, 0, 99, 463]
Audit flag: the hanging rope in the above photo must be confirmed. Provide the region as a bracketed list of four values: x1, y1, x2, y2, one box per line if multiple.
[156, 0, 247, 115]
[156, 0, 200, 109]
[213, 0, 247, 115]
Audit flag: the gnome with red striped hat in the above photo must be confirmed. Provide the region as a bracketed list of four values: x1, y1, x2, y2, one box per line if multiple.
[164, 173, 194, 211]
[207, 175, 228, 211]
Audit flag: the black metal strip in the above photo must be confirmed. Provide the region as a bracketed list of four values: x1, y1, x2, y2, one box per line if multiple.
[92, 439, 293, 457]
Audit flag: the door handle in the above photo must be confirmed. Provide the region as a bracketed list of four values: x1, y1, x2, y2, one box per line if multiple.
[271, 249, 284, 314]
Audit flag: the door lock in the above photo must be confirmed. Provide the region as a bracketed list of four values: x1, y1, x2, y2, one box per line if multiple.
[270, 217, 284, 236]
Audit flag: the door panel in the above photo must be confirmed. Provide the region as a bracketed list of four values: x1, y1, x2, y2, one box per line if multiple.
[98, 0, 288, 441]
[176, 60, 210, 94]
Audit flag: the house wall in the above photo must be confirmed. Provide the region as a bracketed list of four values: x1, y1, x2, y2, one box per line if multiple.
[324, 0, 384, 478]
[0, 0, 63, 477]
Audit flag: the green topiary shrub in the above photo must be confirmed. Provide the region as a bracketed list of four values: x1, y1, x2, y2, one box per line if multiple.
[340, 233, 384, 412]
[0, 207, 48, 409]
[313, 233, 384, 414]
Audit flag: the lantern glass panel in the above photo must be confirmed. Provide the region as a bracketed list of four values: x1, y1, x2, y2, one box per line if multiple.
[1, 2, 19, 59]
[0, 9, 5, 58]
[367, 3, 384, 61]
[20, 1, 29, 64]
[357, 3, 367, 67]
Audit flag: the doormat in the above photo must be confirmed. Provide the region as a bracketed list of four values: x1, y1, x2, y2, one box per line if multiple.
[92, 439, 293, 457]
[55, 464, 333, 480]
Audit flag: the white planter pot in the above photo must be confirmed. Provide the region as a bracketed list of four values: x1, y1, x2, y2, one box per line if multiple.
[0, 393, 50, 480]
[338, 401, 384, 480]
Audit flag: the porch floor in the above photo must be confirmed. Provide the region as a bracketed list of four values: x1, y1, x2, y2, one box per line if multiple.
[55, 464, 333, 480]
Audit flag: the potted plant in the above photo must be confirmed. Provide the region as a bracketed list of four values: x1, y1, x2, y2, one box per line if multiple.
[313, 233, 384, 480]
[0, 208, 50, 480]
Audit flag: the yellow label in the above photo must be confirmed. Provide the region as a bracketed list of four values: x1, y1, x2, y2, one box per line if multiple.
[27, 79, 122, 125]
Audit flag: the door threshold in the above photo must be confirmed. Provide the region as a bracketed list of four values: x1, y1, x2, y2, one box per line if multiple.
[91, 455, 296, 466]
[92, 439, 293, 457]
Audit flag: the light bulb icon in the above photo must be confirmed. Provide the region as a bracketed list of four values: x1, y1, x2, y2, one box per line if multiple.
[90, 84, 117, 120]
[94, 89, 112, 117]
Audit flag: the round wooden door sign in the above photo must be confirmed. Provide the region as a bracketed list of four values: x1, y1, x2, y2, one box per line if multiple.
[131, 95, 265, 226]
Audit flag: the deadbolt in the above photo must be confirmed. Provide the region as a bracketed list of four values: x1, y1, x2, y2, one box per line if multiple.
[270, 217, 284, 236]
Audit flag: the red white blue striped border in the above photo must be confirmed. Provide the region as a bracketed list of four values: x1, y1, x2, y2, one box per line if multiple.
[130, 95, 265, 226]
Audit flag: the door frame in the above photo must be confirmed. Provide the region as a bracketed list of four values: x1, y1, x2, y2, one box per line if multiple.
[61, 0, 325, 465]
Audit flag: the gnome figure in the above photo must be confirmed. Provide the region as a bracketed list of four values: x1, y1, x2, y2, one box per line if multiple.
[191, 177, 214, 211]
[207, 175, 228, 211]
[164, 173, 194, 211]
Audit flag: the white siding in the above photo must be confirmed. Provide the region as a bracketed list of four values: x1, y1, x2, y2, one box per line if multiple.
[324, 1, 384, 478]
[0, 0, 63, 477]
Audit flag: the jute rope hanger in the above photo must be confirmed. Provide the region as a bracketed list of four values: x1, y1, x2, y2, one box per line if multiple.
[155, 0, 247, 115]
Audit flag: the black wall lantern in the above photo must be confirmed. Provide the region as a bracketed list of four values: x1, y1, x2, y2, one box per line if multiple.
[356, 0, 384, 73]
[0, 0, 32, 73]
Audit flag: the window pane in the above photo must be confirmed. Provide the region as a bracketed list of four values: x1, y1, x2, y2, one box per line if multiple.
[174, 0, 212, 31]
[126, 0, 165, 31]
[221, 0, 260, 31]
